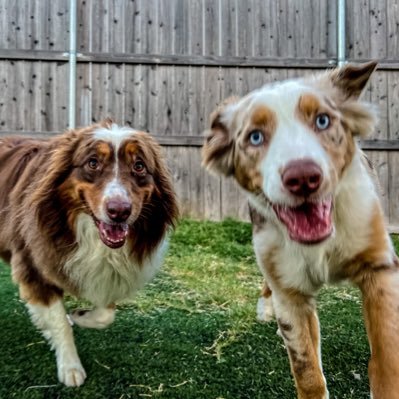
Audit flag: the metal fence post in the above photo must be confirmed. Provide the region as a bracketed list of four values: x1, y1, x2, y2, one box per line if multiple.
[68, 0, 77, 129]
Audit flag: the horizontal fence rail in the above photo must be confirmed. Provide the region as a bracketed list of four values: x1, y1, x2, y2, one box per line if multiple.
[1, 131, 399, 151]
[1, 49, 399, 70]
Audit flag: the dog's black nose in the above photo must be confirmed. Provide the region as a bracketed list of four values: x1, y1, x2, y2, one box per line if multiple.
[105, 199, 132, 223]
[282, 159, 323, 197]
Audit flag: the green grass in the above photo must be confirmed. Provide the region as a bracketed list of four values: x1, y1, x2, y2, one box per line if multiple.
[1, 219, 392, 399]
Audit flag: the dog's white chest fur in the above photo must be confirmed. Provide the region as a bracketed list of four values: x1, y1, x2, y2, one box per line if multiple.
[252, 154, 393, 294]
[64, 214, 167, 306]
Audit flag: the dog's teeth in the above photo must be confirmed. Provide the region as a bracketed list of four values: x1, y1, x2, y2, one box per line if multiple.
[107, 237, 123, 243]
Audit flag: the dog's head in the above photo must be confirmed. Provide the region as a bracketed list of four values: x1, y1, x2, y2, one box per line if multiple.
[34, 120, 178, 257]
[202, 62, 378, 244]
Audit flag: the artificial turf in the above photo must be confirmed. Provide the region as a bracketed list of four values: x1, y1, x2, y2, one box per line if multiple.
[0, 219, 391, 399]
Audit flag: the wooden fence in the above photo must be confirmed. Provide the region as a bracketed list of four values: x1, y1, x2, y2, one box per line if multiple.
[0, 0, 398, 227]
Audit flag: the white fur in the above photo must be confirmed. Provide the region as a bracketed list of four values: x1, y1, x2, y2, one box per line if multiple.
[94, 124, 135, 221]
[103, 178, 128, 200]
[242, 85, 390, 294]
[70, 307, 115, 329]
[101, 178, 130, 221]
[271, 292, 329, 398]
[27, 300, 86, 387]
[64, 214, 168, 307]
[223, 80, 332, 207]
[261, 122, 330, 206]
[221, 72, 384, 399]
[256, 295, 275, 322]
[251, 81, 331, 205]
[251, 150, 391, 295]
[94, 123, 136, 150]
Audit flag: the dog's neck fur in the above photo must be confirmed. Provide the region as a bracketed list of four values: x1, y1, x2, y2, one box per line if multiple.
[250, 149, 394, 293]
[63, 214, 167, 306]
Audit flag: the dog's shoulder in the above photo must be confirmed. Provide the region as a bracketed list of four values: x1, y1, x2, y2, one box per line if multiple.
[359, 150, 383, 197]
[249, 204, 268, 234]
[0, 136, 49, 209]
[0, 136, 48, 182]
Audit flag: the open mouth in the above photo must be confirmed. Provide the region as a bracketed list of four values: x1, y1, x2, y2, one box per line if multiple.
[93, 218, 129, 249]
[273, 197, 333, 244]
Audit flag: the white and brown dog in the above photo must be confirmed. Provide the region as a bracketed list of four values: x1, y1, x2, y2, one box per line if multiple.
[0, 120, 178, 386]
[202, 62, 399, 398]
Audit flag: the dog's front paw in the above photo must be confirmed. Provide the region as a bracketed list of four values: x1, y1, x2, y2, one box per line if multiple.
[57, 359, 87, 387]
[256, 296, 275, 322]
[69, 307, 115, 329]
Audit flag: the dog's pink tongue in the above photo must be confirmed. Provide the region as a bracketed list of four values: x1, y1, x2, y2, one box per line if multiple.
[98, 221, 129, 249]
[273, 199, 333, 244]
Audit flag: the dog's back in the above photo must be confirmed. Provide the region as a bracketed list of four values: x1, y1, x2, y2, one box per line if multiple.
[0, 137, 47, 200]
[0, 137, 47, 256]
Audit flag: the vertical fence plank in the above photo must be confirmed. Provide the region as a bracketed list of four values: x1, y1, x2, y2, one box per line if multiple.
[370, 0, 388, 59]
[368, 72, 389, 214]
[347, 0, 371, 59]
[77, 62, 92, 127]
[219, 0, 236, 57]
[204, 0, 220, 56]
[388, 71, 399, 225]
[387, 0, 399, 58]
[108, 64, 125, 124]
[91, 0, 110, 53]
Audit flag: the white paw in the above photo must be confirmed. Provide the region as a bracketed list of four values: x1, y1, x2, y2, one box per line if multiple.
[57, 359, 87, 387]
[69, 308, 115, 329]
[256, 296, 275, 322]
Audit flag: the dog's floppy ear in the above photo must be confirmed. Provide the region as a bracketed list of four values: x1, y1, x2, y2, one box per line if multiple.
[130, 135, 179, 264]
[34, 130, 83, 198]
[339, 100, 378, 138]
[329, 61, 377, 100]
[30, 129, 83, 236]
[327, 62, 378, 138]
[202, 97, 239, 176]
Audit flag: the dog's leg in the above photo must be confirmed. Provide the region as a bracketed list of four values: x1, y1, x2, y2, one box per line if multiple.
[69, 304, 115, 329]
[27, 298, 86, 387]
[357, 267, 399, 399]
[13, 250, 86, 387]
[273, 291, 328, 399]
[256, 280, 275, 322]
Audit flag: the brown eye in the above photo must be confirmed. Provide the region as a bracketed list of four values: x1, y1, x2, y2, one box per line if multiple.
[88, 157, 99, 170]
[133, 160, 146, 174]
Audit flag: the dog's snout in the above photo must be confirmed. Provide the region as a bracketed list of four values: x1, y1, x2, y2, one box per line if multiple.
[105, 199, 132, 223]
[282, 159, 323, 197]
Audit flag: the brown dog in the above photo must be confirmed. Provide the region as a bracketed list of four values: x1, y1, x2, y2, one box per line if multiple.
[203, 62, 399, 398]
[0, 120, 178, 386]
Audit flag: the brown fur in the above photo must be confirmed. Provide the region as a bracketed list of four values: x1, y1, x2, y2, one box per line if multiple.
[0, 121, 178, 313]
[359, 267, 399, 398]
[296, 92, 358, 179]
[0, 121, 179, 386]
[203, 62, 399, 398]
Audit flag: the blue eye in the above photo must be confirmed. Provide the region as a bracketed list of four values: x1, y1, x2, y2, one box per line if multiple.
[249, 130, 265, 146]
[315, 114, 330, 130]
